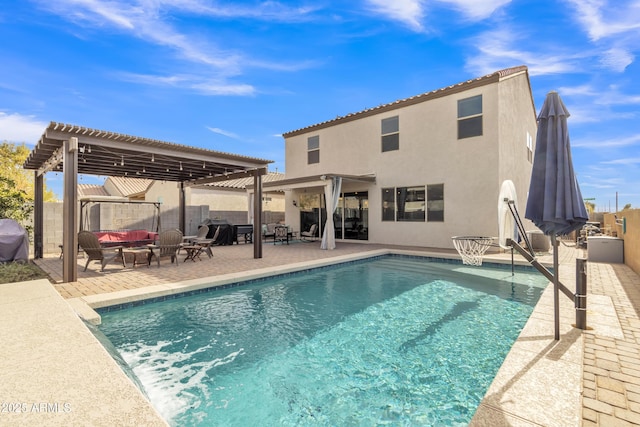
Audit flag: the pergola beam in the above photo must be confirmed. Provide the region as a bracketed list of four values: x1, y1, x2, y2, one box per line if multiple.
[185, 167, 268, 187]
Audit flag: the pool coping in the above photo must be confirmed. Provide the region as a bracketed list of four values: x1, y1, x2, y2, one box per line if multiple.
[0, 279, 168, 427]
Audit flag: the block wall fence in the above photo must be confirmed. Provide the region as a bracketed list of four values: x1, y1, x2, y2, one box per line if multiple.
[603, 209, 640, 276]
[38, 202, 283, 255]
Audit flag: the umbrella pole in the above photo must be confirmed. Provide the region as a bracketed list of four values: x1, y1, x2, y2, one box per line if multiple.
[553, 233, 560, 340]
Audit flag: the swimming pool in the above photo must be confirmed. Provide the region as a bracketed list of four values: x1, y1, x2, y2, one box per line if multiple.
[97, 255, 547, 426]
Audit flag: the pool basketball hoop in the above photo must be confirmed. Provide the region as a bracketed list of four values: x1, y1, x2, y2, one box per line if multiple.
[451, 180, 520, 267]
[451, 236, 494, 266]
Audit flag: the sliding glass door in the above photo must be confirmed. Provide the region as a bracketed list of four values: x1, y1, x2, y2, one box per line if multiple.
[335, 192, 368, 240]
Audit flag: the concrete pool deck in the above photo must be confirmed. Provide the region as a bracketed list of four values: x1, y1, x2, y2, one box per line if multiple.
[2, 240, 639, 425]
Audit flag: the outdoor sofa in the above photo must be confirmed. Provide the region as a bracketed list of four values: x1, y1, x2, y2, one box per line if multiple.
[92, 229, 159, 248]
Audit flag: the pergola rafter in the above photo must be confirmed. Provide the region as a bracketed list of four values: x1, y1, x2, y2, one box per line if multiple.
[24, 122, 272, 282]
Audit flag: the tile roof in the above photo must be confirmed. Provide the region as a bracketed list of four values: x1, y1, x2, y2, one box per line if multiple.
[283, 65, 529, 137]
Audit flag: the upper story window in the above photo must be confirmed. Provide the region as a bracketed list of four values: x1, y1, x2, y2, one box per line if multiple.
[457, 95, 483, 139]
[526, 132, 533, 163]
[381, 116, 399, 152]
[307, 135, 319, 164]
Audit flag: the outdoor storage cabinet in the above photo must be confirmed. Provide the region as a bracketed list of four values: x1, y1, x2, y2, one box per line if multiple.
[587, 236, 624, 263]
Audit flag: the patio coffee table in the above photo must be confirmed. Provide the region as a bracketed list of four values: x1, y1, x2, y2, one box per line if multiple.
[122, 247, 151, 268]
[182, 245, 203, 262]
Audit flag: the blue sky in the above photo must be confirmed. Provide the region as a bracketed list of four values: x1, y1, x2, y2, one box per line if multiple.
[1, 0, 639, 211]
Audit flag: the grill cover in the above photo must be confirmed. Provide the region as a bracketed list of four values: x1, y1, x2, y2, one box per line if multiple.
[0, 219, 29, 262]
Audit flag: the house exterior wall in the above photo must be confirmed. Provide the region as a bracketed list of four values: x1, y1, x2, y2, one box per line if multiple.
[145, 181, 181, 205]
[189, 188, 248, 211]
[497, 73, 538, 226]
[103, 179, 123, 197]
[283, 70, 537, 249]
[190, 187, 285, 225]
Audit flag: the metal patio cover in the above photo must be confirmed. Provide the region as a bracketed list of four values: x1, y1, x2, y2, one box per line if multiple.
[23, 122, 272, 282]
[24, 122, 271, 183]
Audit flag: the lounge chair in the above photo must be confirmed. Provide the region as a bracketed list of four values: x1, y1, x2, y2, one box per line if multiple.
[300, 224, 318, 242]
[262, 223, 277, 240]
[149, 229, 183, 267]
[78, 230, 125, 271]
[193, 225, 219, 258]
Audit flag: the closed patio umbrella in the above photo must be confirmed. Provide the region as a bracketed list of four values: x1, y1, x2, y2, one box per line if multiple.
[525, 90, 588, 339]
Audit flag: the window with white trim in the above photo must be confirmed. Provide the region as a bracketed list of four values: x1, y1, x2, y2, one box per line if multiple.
[457, 95, 482, 139]
[381, 116, 399, 152]
[307, 135, 319, 164]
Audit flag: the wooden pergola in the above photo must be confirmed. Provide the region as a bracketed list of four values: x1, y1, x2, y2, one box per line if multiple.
[23, 122, 272, 282]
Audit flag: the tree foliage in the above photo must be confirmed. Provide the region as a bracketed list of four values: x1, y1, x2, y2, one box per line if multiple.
[0, 142, 56, 233]
[584, 201, 595, 214]
[622, 203, 632, 210]
[0, 176, 32, 232]
[0, 141, 56, 203]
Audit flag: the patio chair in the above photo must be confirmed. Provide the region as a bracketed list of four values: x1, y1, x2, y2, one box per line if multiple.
[78, 230, 125, 272]
[149, 229, 183, 267]
[193, 225, 219, 258]
[300, 224, 318, 242]
[274, 225, 289, 245]
[262, 223, 277, 241]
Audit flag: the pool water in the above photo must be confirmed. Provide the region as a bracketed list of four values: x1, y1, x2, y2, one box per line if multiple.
[98, 256, 547, 426]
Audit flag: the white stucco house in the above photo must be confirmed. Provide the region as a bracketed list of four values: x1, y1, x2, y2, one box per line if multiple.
[262, 65, 537, 250]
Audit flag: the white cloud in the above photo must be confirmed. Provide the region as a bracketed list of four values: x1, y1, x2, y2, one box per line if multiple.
[364, 0, 425, 31]
[39, 0, 242, 70]
[0, 112, 47, 145]
[602, 157, 640, 165]
[437, 0, 511, 20]
[206, 127, 239, 139]
[159, 0, 321, 21]
[565, 0, 640, 72]
[364, 0, 511, 30]
[556, 84, 599, 97]
[573, 134, 640, 149]
[34, 0, 316, 94]
[595, 86, 640, 106]
[116, 72, 256, 96]
[465, 28, 582, 77]
[579, 181, 618, 189]
[567, 0, 640, 41]
[600, 47, 635, 72]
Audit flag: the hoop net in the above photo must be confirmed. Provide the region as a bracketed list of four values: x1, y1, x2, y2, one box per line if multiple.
[452, 236, 494, 266]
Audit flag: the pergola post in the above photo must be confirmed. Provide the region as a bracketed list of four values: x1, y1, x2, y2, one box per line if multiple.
[179, 182, 186, 234]
[62, 137, 79, 283]
[253, 171, 263, 259]
[33, 171, 44, 259]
